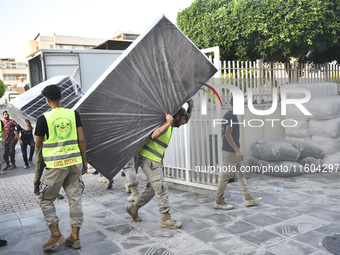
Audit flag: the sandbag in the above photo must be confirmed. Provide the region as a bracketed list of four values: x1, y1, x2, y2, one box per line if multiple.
[249, 156, 304, 177]
[309, 117, 340, 138]
[285, 136, 311, 144]
[308, 96, 340, 120]
[311, 136, 340, 155]
[285, 103, 312, 120]
[298, 157, 321, 167]
[285, 140, 323, 159]
[321, 152, 340, 171]
[251, 139, 300, 162]
[284, 120, 310, 137]
[284, 82, 338, 99]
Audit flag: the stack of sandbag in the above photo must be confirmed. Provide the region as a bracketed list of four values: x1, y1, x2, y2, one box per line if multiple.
[249, 139, 322, 177]
[308, 97, 340, 167]
[286, 140, 322, 167]
[283, 82, 340, 169]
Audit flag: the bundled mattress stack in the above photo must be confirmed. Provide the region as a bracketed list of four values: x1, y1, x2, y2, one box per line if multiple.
[7, 75, 84, 128]
[249, 139, 323, 176]
[283, 82, 340, 169]
[73, 15, 217, 180]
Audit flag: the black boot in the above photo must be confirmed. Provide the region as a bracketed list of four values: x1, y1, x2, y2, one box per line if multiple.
[34, 186, 40, 196]
[0, 239, 7, 247]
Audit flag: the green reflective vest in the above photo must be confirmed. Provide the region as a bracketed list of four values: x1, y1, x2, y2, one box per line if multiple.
[139, 126, 173, 162]
[42, 108, 82, 168]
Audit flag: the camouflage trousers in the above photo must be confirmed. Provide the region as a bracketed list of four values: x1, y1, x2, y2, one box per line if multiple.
[134, 157, 169, 213]
[123, 157, 138, 187]
[39, 163, 85, 227]
[0, 143, 3, 169]
[33, 147, 44, 188]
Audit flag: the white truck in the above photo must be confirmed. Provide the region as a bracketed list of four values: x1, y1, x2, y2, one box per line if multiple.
[27, 49, 124, 92]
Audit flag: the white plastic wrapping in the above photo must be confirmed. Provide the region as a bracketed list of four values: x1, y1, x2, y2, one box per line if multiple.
[249, 156, 304, 177]
[284, 82, 338, 99]
[285, 103, 312, 120]
[251, 139, 300, 162]
[284, 120, 310, 137]
[321, 152, 340, 168]
[7, 75, 84, 128]
[73, 15, 218, 180]
[308, 96, 340, 120]
[285, 136, 311, 144]
[298, 157, 321, 167]
[285, 140, 323, 159]
[311, 136, 340, 155]
[309, 117, 340, 138]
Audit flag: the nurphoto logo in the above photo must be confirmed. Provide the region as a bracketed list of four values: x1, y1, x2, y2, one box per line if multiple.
[199, 83, 312, 128]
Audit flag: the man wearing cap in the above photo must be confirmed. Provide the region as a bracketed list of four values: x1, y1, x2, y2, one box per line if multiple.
[126, 100, 193, 229]
[35, 85, 87, 251]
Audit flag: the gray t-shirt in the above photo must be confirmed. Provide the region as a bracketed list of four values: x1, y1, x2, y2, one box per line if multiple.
[222, 110, 240, 152]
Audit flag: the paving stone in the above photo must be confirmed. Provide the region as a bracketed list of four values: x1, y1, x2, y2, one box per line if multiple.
[132, 245, 173, 255]
[181, 245, 224, 255]
[198, 212, 233, 226]
[212, 235, 259, 254]
[243, 213, 281, 227]
[266, 207, 302, 220]
[180, 218, 211, 233]
[190, 226, 232, 243]
[294, 230, 329, 251]
[266, 239, 318, 255]
[240, 229, 284, 246]
[117, 234, 156, 250]
[0, 219, 21, 230]
[246, 248, 277, 255]
[80, 240, 122, 255]
[1, 150, 339, 254]
[309, 209, 340, 222]
[219, 220, 257, 235]
[164, 233, 207, 253]
[315, 223, 340, 235]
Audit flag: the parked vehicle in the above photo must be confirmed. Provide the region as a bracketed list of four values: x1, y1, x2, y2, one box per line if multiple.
[27, 49, 124, 92]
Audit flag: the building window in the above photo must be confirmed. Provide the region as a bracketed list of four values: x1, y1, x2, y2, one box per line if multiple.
[17, 74, 27, 79]
[3, 74, 16, 80]
[126, 35, 139, 40]
[0, 63, 5, 69]
[17, 63, 27, 69]
[50, 45, 54, 49]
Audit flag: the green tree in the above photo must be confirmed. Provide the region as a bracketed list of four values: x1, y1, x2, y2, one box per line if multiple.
[0, 79, 5, 99]
[177, 0, 340, 63]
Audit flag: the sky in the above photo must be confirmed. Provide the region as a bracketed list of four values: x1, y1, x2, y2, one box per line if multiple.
[0, 0, 194, 62]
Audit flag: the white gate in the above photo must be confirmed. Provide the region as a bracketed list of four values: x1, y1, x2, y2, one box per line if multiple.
[163, 47, 222, 190]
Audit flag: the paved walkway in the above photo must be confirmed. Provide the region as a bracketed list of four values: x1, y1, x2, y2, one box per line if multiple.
[0, 145, 339, 255]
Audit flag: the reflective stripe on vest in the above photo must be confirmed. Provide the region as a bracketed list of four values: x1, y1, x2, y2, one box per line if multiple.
[139, 126, 173, 162]
[43, 108, 82, 168]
